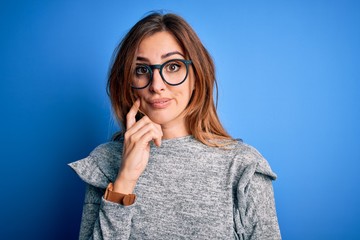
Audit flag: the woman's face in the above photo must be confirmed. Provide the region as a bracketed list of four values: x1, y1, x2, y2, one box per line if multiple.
[133, 31, 195, 138]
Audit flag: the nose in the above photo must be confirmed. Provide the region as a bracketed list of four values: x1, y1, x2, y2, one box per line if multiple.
[149, 69, 166, 93]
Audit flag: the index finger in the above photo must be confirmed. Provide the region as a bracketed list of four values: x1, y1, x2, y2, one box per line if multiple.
[126, 99, 140, 130]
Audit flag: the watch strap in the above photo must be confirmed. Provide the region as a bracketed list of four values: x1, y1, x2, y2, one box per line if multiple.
[104, 183, 136, 206]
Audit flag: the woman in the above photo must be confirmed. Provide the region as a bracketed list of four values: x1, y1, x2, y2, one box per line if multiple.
[70, 12, 281, 239]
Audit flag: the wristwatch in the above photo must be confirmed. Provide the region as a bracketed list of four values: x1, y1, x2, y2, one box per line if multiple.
[104, 183, 136, 206]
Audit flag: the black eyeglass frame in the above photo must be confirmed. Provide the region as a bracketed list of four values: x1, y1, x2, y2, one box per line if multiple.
[131, 59, 193, 89]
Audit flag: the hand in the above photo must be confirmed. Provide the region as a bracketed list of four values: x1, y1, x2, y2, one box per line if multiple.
[113, 99, 163, 194]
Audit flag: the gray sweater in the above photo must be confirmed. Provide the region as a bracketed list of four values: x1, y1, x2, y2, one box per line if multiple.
[69, 136, 281, 240]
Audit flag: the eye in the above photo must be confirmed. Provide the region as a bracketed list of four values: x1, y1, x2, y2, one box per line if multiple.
[135, 66, 149, 75]
[164, 62, 181, 72]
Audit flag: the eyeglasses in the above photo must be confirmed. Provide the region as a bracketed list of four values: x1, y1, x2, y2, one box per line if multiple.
[131, 59, 192, 89]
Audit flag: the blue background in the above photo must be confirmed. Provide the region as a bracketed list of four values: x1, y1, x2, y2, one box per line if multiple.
[1, 0, 359, 239]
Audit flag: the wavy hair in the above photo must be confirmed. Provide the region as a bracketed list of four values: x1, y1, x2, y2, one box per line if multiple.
[107, 12, 232, 146]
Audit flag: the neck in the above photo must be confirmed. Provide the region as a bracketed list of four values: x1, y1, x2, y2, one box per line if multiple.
[161, 123, 190, 139]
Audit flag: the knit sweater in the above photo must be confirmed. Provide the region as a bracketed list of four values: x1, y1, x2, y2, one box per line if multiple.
[69, 136, 281, 240]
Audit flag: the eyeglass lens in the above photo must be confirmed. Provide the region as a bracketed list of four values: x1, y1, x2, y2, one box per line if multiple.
[132, 59, 189, 89]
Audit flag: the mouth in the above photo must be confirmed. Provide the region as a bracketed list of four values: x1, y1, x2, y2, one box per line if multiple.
[148, 98, 172, 109]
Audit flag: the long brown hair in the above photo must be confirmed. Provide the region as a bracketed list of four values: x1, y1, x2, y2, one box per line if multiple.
[107, 12, 233, 146]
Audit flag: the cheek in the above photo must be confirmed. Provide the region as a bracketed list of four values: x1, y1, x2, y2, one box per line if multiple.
[131, 90, 146, 111]
[177, 86, 194, 105]
[133, 89, 146, 100]
[187, 77, 195, 99]
[188, 70, 195, 90]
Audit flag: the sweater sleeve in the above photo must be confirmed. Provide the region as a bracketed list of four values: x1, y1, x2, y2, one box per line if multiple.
[79, 184, 136, 240]
[233, 144, 281, 240]
[69, 143, 136, 240]
[245, 173, 281, 239]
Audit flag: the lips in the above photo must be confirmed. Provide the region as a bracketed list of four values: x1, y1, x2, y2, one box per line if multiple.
[148, 98, 172, 109]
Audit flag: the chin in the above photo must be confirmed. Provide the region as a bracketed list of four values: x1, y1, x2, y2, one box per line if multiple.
[147, 116, 169, 125]
[145, 112, 173, 125]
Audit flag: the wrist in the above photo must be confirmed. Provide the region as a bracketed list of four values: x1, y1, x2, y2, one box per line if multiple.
[113, 175, 137, 194]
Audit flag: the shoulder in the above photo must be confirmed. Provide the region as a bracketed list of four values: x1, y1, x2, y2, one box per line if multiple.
[231, 140, 277, 181]
[202, 138, 277, 180]
[68, 141, 123, 189]
[88, 141, 122, 160]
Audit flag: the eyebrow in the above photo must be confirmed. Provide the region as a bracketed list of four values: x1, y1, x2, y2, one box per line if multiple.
[136, 51, 185, 62]
[162, 51, 184, 59]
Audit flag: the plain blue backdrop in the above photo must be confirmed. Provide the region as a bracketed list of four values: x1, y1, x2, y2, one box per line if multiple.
[1, 0, 359, 239]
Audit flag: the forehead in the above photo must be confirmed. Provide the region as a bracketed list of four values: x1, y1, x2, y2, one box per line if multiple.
[137, 31, 184, 59]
